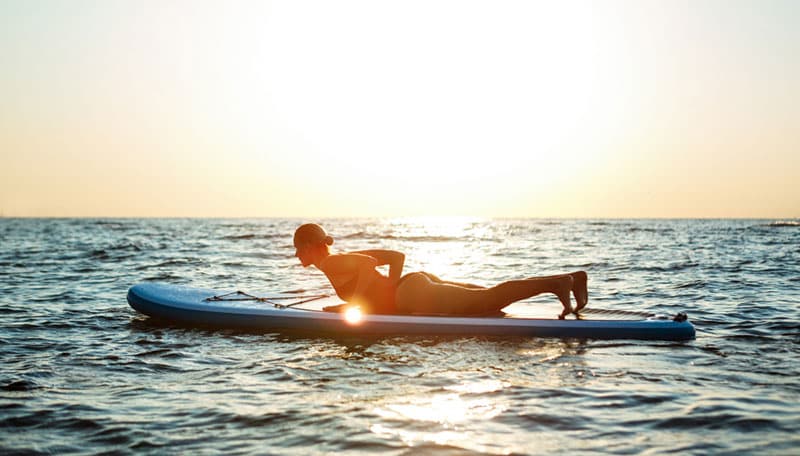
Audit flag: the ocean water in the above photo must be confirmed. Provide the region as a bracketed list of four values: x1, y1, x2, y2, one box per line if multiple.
[1, 218, 798, 455]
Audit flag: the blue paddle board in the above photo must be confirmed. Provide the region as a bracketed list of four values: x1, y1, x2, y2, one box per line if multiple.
[127, 282, 696, 341]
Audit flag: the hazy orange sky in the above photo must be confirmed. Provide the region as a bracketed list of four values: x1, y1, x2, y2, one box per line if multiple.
[1, 1, 798, 218]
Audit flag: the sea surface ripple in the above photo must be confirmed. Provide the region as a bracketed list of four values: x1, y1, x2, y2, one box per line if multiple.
[1, 218, 798, 455]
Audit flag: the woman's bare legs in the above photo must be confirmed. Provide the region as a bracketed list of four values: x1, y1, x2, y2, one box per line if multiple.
[526, 271, 588, 314]
[489, 276, 574, 318]
[425, 270, 587, 311]
[418, 271, 486, 289]
[396, 272, 574, 318]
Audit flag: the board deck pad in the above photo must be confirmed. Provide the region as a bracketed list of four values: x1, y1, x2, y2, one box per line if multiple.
[291, 295, 652, 321]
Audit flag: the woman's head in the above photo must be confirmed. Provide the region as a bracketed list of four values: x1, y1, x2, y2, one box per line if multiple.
[293, 223, 333, 266]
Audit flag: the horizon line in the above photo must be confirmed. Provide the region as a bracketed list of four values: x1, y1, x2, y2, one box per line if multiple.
[1, 215, 797, 221]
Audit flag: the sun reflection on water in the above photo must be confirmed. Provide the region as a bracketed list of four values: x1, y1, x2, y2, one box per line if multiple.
[387, 216, 487, 234]
[446, 379, 510, 394]
[375, 393, 505, 425]
[386, 216, 493, 283]
[371, 379, 511, 454]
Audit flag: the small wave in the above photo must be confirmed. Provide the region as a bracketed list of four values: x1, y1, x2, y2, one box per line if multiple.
[389, 234, 462, 242]
[1, 379, 42, 391]
[221, 261, 250, 268]
[230, 411, 299, 427]
[638, 261, 700, 273]
[341, 231, 376, 240]
[566, 261, 610, 269]
[92, 220, 131, 231]
[342, 231, 462, 242]
[135, 258, 204, 270]
[89, 427, 132, 446]
[650, 413, 784, 432]
[5, 409, 55, 428]
[224, 234, 257, 240]
[143, 273, 183, 281]
[88, 242, 148, 260]
[130, 440, 168, 451]
[30, 290, 74, 303]
[673, 280, 706, 289]
[0, 306, 27, 315]
[135, 348, 180, 358]
[246, 252, 275, 259]
[593, 392, 675, 407]
[764, 220, 800, 227]
[222, 233, 284, 240]
[109, 242, 143, 252]
[62, 416, 105, 431]
[762, 321, 800, 332]
[89, 249, 110, 260]
[625, 226, 674, 234]
[517, 413, 581, 430]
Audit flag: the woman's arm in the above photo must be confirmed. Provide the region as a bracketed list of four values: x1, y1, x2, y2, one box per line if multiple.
[352, 249, 405, 284]
[320, 253, 379, 303]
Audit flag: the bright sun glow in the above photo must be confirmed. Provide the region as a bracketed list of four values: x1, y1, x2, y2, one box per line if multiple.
[343, 306, 363, 325]
[264, 2, 611, 216]
[1, 1, 797, 217]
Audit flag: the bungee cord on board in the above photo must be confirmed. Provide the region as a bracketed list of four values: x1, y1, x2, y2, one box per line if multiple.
[204, 290, 331, 309]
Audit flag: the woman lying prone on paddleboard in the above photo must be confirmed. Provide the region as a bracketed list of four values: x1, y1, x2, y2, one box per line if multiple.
[293, 223, 588, 319]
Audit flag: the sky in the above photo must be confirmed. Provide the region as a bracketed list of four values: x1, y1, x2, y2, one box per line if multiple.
[1, 0, 798, 218]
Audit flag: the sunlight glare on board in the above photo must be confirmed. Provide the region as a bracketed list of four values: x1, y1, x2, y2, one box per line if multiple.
[344, 306, 363, 325]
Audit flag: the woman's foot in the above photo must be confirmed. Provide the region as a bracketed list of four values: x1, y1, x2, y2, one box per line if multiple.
[555, 276, 574, 319]
[570, 271, 588, 313]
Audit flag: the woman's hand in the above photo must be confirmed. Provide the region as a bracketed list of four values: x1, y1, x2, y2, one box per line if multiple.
[323, 303, 348, 313]
[352, 250, 405, 284]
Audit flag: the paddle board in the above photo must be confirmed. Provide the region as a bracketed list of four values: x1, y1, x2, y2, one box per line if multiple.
[127, 282, 696, 341]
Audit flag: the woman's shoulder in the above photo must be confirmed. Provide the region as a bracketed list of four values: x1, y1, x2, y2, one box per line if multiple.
[320, 252, 378, 269]
[349, 249, 405, 262]
[351, 249, 401, 255]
